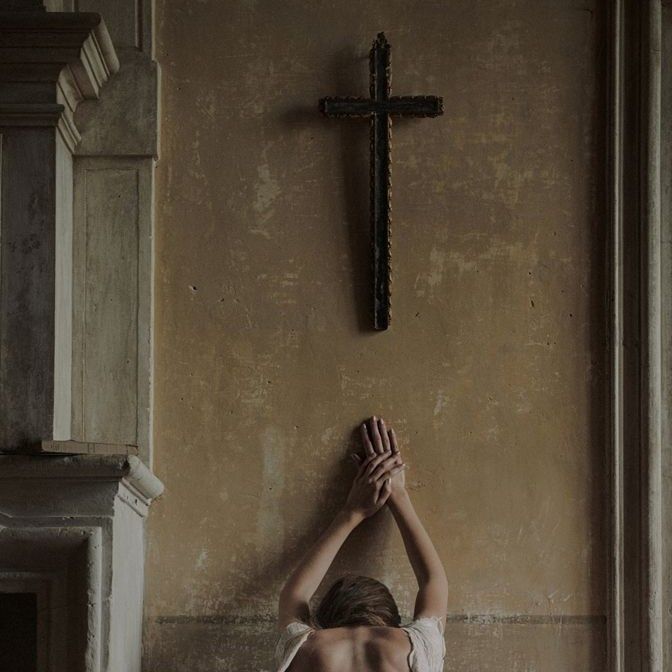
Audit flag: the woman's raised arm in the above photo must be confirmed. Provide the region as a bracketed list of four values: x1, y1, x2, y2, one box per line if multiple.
[374, 417, 449, 621]
[277, 447, 406, 629]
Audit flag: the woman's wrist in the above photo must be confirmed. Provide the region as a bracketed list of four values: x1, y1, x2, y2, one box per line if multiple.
[337, 506, 366, 528]
[389, 488, 411, 512]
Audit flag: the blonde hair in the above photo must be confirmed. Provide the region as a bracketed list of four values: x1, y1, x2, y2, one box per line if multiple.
[314, 575, 401, 628]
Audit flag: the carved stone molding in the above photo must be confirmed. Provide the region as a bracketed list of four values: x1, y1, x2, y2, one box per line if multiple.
[0, 10, 120, 452]
[0, 453, 164, 503]
[0, 11, 119, 151]
[0, 2, 158, 465]
[607, 1, 672, 669]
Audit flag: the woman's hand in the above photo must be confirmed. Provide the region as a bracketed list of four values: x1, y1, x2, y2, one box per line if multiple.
[355, 416, 407, 505]
[344, 451, 406, 521]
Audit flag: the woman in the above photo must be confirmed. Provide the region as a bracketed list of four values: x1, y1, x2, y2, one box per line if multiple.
[275, 416, 448, 671]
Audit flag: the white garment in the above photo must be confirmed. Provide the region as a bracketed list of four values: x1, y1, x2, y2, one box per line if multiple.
[274, 616, 446, 672]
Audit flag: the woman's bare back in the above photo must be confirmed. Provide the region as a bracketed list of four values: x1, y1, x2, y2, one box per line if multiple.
[288, 626, 412, 672]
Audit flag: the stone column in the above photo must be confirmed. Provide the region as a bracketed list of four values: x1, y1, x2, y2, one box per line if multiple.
[0, 8, 119, 451]
[0, 0, 159, 467]
[608, 1, 672, 669]
[69, 0, 160, 466]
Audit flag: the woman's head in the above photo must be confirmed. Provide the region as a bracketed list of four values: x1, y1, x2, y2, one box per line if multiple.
[314, 575, 401, 628]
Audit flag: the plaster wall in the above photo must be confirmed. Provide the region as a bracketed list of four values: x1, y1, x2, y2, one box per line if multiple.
[145, 1, 607, 669]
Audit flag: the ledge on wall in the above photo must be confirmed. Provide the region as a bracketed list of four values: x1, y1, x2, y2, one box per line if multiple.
[0, 453, 164, 503]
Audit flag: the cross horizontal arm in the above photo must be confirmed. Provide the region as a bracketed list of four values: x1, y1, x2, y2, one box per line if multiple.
[320, 95, 443, 118]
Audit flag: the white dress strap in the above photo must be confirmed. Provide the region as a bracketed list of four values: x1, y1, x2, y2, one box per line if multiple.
[274, 621, 314, 672]
[401, 616, 446, 672]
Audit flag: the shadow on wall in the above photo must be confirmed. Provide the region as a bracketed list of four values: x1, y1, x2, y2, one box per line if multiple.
[281, 47, 374, 333]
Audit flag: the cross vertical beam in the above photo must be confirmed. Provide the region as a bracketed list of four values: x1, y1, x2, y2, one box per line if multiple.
[370, 33, 392, 330]
[320, 33, 443, 330]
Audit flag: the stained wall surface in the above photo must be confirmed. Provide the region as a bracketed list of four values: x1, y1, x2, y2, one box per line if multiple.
[145, 1, 607, 669]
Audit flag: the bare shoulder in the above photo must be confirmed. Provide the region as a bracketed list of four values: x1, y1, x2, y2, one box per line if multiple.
[288, 626, 411, 672]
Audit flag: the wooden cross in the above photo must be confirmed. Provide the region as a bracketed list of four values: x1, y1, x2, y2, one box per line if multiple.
[319, 32, 443, 330]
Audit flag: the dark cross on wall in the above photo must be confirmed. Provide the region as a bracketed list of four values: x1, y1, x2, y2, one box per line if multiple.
[319, 32, 443, 330]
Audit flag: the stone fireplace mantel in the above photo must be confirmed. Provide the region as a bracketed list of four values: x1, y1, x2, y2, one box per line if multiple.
[0, 454, 164, 672]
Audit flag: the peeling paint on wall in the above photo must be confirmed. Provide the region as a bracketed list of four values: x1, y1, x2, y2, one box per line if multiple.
[256, 426, 286, 556]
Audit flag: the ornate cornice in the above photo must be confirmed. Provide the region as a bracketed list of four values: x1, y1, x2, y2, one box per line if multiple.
[0, 11, 119, 150]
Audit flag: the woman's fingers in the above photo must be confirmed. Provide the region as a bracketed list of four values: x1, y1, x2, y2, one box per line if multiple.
[368, 454, 404, 482]
[388, 427, 399, 455]
[375, 477, 392, 505]
[378, 417, 391, 452]
[356, 420, 402, 479]
[357, 452, 381, 478]
[360, 451, 390, 478]
[376, 463, 407, 483]
[360, 422, 375, 457]
[369, 416, 385, 454]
